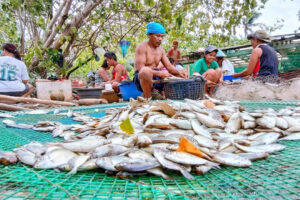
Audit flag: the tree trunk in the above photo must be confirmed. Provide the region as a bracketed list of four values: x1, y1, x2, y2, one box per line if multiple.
[51, 0, 103, 50]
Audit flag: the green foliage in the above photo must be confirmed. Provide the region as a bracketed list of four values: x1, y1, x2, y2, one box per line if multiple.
[0, 0, 274, 79]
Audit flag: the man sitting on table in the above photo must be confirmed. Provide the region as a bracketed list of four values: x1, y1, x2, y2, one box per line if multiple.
[133, 22, 187, 99]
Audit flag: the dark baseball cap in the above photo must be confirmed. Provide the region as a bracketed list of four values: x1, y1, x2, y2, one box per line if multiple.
[205, 45, 218, 53]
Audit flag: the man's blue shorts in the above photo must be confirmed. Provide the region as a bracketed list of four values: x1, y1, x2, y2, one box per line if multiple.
[133, 70, 164, 92]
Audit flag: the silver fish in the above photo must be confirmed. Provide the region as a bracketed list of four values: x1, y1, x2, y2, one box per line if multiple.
[279, 132, 300, 141]
[53, 109, 60, 115]
[27, 110, 49, 115]
[68, 154, 91, 175]
[249, 113, 263, 118]
[115, 159, 160, 172]
[237, 129, 255, 135]
[147, 167, 171, 179]
[164, 151, 208, 165]
[170, 119, 192, 130]
[282, 116, 300, 128]
[33, 126, 56, 132]
[3, 119, 33, 129]
[251, 132, 280, 145]
[225, 112, 242, 133]
[242, 121, 256, 129]
[196, 113, 225, 129]
[286, 125, 300, 132]
[34, 148, 77, 169]
[0, 151, 18, 165]
[96, 156, 129, 171]
[153, 148, 194, 179]
[179, 112, 197, 119]
[151, 136, 179, 144]
[275, 117, 288, 130]
[127, 150, 156, 161]
[191, 119, 212, 139]
[256, 116, 276, 129]
[212, 152, 252, 167]
[14, 148, 36, 166]
[235, 143, 286, 153]
[240, 112, 255, 121]
[167, 144, 179, 151]
[61, 136, 109, 152]
[194, 165, 214, 174]
[92, 144, 129, 158]
[193, 135, 217, 149]
[238, 152, 269, 161]
[136, 135, 152, 147]
[78, 158, 98, 171]
[278, 108, 294, 116]
[0, 113, 15, 118]
[23, 141, 47, 156]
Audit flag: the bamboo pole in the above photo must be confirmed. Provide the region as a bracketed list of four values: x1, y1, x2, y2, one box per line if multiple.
[0, 103, 27, 111]
[0, 95, 76, 107]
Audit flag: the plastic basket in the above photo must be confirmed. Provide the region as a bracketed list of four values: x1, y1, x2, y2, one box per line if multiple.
[74, 88, 103, 99]
[163, 78, 206, 100]
[118, 81, 142, 101]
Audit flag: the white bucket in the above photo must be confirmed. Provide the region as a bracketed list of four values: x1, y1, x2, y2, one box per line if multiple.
[105, 83, 112, 90]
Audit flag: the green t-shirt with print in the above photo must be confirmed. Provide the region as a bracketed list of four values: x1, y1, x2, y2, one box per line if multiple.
[194, 58, 219, 74]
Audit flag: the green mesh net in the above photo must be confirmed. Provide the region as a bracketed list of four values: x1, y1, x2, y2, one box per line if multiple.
[0, 101, 299, 199]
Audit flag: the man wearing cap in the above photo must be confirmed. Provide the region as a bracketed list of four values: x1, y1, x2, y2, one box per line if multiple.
[216, 49, 235, 76]
[193, 45, 223, 96]
[233, 30, 278, 82]
[134, 22, 187, 99]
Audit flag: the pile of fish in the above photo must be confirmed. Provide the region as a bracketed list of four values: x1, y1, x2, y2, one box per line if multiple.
[1, 96, 300, 179]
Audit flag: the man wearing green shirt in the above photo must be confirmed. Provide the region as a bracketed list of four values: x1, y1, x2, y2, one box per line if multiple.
[193, 45, 223, 96]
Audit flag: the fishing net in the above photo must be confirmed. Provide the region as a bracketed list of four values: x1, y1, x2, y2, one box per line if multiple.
[0, 101, 299, 199]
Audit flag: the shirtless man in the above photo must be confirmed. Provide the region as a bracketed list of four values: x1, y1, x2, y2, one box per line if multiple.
[134, 22, 187, 99]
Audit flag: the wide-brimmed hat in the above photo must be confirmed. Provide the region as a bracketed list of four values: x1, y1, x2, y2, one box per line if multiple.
[216, 49, 226, 57]
[205, 45, 218, 53]
[247, 30, 271, 43]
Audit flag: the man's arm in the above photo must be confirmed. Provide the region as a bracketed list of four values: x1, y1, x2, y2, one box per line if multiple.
[161, 51, 181, 76]
[134, 44, 147, 72]
[98, 69, 110, 82]
[233, 48, 262, 78]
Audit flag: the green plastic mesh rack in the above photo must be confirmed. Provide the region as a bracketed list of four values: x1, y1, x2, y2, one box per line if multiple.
[0, 101, 299, 200]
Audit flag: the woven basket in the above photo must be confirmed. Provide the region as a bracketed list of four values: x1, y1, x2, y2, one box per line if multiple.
[163, 78, 206, 100]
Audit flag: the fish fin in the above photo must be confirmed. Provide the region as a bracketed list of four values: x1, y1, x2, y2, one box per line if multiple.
[180, 168, 194, 179]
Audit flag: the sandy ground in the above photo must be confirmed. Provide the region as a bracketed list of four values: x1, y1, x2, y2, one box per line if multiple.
[214, 78, 300, 101]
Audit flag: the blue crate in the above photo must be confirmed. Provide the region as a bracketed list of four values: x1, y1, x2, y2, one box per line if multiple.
[118, 81, 142, 101]
[223, 75, 241, 82]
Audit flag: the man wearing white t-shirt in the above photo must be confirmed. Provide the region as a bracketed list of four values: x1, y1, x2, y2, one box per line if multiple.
[0, 43, 33, 97]
[216, 49, 235, 76]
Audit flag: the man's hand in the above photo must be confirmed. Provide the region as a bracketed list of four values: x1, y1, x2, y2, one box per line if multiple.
[218, 79, 223, 85]
[206, 80, 216, 87]
[178, 70, 188, 78]
[159, 71, 172, 79]
[232, 73, 238, 78]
